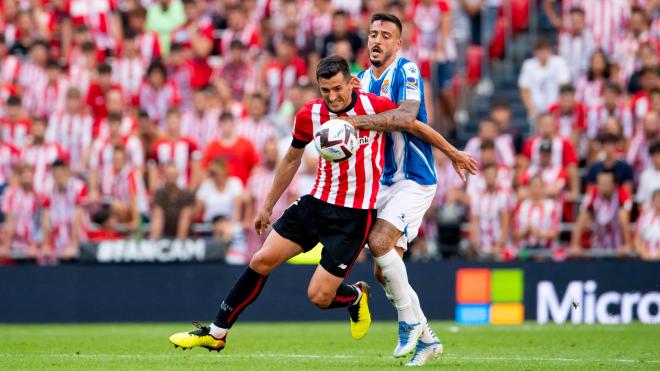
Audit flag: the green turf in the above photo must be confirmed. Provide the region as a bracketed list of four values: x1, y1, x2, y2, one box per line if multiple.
[0, 322, 658, 370]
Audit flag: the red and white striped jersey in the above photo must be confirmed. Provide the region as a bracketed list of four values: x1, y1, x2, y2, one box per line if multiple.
[1, 186, 43, 246]
[519, 164, 568, 190]
[67, 64, 93, 96]
[46, 111, 94, 170]
[626, 133, 658, 176]
[464, 135, 516, 168]
[96, 116, 137, 140]
[18, 62, 47, 92]
[263, 58, 308, 113]
[467, 165, 515, 196]
[150, 137, 201, 188]
[23, 79, 69, 119]
[66, 0, 118, 50]
[1, 118, 31, 148]
[180, 109, 219, 150]
[614, 32, 651, 85]
[410, 0, 457, 63]
[19, 142, 67, 194]
[42, 176, 87, 251]
[581, 186, 632, 249]
[514, 198, 561, 248]
[548, 102, 587, 138]
[292, 92, 395, 209]
[112, 57, 145, 100]
[136, 81, 181, 128]
[557, 30, 595, 79]
[99, 165, 148, 213]
[522, 136, 578, 167]
[630, 91, 651, 126]
[247, 165, 298, 221]
[89, 135, 144, 173]
[574, 75, 603, 109]
[0, 141, 19, 184]
[587, 103, 634, 139]
[636, 208, 660, 259]
[217, 25, 261, 55]
[470, 188, 513, 253]
[135, 31, 161, 64]
[0, 55, 21, 85]
[235, 116, 277, 153]
[582, 0, 630, 54]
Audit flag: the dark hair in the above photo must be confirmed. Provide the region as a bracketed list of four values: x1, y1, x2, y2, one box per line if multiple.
[639, 65, 658, 77]
[129, 6, 147, 19]
[51, 159, 68, 169]
[650, 140, 660, 156]
[46, 59, 61, 70]
[480, 139, 496, 151]
[81, 41, 96, 53]
[333, 9, 348, 18]
[7, 95, 21, 106]
[113, 145, 126, 155]
[588, 50, 611, 81]
[123, 30, 137, 40]
[533, 38, 552, 51]
[219, 112, 234, 122]
[597, 132, 620, 144]
[569, 6, 585, 15]
[98, 63, 112, 75]
[559, 83, 575, 94]
[30, 40, 49, 51]
[229, 40, 245, 50]
[146, 61, 167, 78]
[91, 204, 112, 225]
[107, 112, 123, 123]
[166, 106, 180, 117]
[170, 43, 184, 52]
[604, 81, 622, 95]
[482, 163, 497, 171]
[138, 110, 150, 120]
[598, 168, 616, 181]
[491, 99, 510, 110]
[370, 13, 403, 35]
[316, 55, 351, 82]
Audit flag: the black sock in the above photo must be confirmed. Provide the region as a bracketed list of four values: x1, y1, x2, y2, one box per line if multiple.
[213, 267, 268, 329]
[324, 283, 360, 309]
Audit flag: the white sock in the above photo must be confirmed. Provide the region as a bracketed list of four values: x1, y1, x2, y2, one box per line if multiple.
[409, 284, 435, 342]
[381, 281, 396, 307]
[373, 250, 417, 324]
[209, 323, 228, 339]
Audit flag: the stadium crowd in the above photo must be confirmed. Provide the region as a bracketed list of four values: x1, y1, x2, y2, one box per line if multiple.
[0, 0, 658, 265]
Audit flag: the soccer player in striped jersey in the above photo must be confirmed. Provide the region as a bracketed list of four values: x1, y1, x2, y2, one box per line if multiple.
[344, 14, 477, 365]
[168, 55, 452, 354]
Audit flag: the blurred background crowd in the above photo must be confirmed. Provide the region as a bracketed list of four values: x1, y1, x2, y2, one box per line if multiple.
[0, 0, 658, 265]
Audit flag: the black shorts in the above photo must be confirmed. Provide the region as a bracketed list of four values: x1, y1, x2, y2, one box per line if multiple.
[273, 195, 375, 278]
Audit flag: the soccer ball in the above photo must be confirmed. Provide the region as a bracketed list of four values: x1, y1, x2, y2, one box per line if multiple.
[314, 119, 359, 162]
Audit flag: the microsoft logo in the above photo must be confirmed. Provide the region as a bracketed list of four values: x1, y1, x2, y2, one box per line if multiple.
[455, 268, 525, 325]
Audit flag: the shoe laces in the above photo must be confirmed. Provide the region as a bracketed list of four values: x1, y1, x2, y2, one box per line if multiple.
[189, 321, 211, 337]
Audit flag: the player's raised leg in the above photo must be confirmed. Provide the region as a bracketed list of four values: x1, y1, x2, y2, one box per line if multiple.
[168, 231, 302, 351]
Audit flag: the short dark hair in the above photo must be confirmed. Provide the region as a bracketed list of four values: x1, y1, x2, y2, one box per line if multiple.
[81, 41, 96, 53]
[138, 110, 150, 120]
[219, 112, 234, 122]
[146, 61, 167, 78]
[604, 81, 622, 95]
[46, 59, 61, 70]
[107, 112, 123, 123]
[333, 9, 348, 18]
[491, 99, 510, 110]
[533, 38, 552, 51]
[316, 55, 351, 82]
[480, 139, 496, 151]
[370, 13, 403, 35]
[569, 6, 585, 15]
[7, 95, 21, 106]
[51, 158, 68, 169]
[559, 83, 575, 94]
[597, 132, 619, 144]
[98, 63, 112, 75]
[650, 140, 660, 156]
[229, 40, 245, 50]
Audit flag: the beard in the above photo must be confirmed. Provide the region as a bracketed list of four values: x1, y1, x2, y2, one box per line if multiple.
[370, 58, 383, 67]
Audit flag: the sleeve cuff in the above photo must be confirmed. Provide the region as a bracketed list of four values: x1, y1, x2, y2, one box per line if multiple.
[291, 137, 309, 149]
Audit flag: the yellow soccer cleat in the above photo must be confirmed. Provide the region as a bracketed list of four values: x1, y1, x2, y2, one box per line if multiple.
[169, 322, 226, 352]
[349, 281, 371, 340]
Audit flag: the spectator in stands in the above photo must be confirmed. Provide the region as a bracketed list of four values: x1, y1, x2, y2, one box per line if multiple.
[137, 61, 181, 128]
[217, 5, 261, 56]
[548, 84, 587, 151]
[47, 87, 94, 175]
[68, 41, 98, 96]
[518, 140, 568, 202]
[86, 63, 120, 122]
[166, 43, 194, 110]
[630, 66, 659, 125]
[571, 170, 632, 255]
[636, 141, 660, 210]
[262, 37, 308, 113]
[99, 146, 145, 232]
[172, 0, 214, 62]
[628, 43, 658, 95]
[127, 7, 162, 63]
[522, 113, 580, 202]
[148, 107, 201, 191]
[464, 118, 516, 168]
[136, 110, 161, 163]
[490, 100, 523, 153]
[63, 0, 122, 53]
[203, 112, 260, 186]
[586, 133, 634, 193]
[181, 87, 219, 149]
[519, 39, 571, 119]
[42, 159, 86, 259]
[23, 59, 67, 120]
[634, 189, 660, 261]
[97, 88, 136, 138]
[236, 94, 277, 153]
[586, 82, 633, 143]
[466, 140, 514, 195]
[576, 49, 611, 109]
[1, 95, 31, 148]
[627, 111, 660, 177]
[514, 176, 561, 253]
[468, 164, 512, 260]
[0, 35, 20, 86]
[558, 7, 595, 80]
[146, 0, 186, 55]
[195, 157, 244, 242]
[111, 33, 145, 104]
[20, 117, 67, 194]
[321, 10, 363, 59]
[615, 7, 653, 87]
[0, 164, 43, 259]
[150, 163, 195, 240]
[213, 40, 257, 101]
[18, 40, 48, 91]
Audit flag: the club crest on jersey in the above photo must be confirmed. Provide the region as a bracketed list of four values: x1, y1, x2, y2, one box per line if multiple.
[406, 76, 419, 90]
[381, 79, 390, 94]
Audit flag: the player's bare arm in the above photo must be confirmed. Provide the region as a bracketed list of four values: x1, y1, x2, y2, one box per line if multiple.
[254, 146, 304, 235]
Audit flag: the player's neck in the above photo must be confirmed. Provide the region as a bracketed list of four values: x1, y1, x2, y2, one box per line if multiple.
[371, 57, 396, 79]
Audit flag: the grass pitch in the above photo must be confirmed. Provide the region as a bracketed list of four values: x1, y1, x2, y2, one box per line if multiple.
[0, 322, 658, 370]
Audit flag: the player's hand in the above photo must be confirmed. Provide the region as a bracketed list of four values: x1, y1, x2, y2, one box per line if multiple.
[254, 208, 272, 236]
[350, 76, 362, 90]
[450, 151, 479, 183]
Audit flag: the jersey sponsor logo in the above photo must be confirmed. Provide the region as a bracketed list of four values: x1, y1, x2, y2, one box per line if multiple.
[381, 79, 390, 94]
[358, 136, 371, 145]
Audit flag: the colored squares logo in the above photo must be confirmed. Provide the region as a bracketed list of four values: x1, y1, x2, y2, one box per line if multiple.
[455, 269, 524, 325]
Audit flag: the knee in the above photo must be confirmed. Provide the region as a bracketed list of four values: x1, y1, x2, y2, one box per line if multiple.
[249, 250, 276, 275]
[307, 286, 333, 309]
[368, 232, 392, 257]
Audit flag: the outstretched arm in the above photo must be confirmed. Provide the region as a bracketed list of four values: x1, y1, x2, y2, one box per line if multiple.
[345, 100, 420, 133]
[254, 145, 305, 235]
